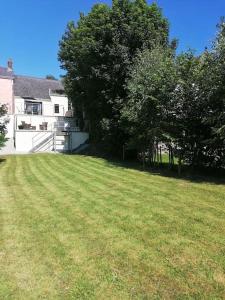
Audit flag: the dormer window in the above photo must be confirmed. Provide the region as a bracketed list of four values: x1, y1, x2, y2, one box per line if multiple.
[54, 104, 59, 114]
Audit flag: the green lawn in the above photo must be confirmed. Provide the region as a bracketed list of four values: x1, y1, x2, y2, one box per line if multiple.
[0, 154, 225, 299]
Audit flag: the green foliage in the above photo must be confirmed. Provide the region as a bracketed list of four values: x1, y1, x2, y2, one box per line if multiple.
[59, 2, 224, 167]
[124, 27, 225, 168]
[122, 47, 177, 149]
[0, 104, 7, 149]
[200, 21, 225, 166]
[176, 21, 225, 167]
[171, 51, 207, 165]
[58, 0, 170, 153]
[46, 74, 57, 80]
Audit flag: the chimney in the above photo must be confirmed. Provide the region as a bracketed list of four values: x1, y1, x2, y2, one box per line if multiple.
[7, 58, 13, 71]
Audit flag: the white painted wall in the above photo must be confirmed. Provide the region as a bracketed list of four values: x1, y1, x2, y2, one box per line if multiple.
[51, 95, 69, 116]
[15, 131, 54, 152]
[14, 97, 25, 114]
[42, 100, 52, 116]
[71, 132, 89, 150]
[5, 115, 14, 138]
[15, 130, 89, 153]
[14, 95, 69, 116]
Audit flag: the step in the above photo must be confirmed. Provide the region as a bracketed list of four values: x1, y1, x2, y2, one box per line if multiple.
[55, 141, 65, 145]
[56, 131, 70, 136]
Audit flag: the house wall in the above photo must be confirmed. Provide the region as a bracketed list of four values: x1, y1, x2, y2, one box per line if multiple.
[0, 78, 13, 114]
[51, 95, 69, 116]
[5, 115, 14, 138]
[71, 132, 89, 150]
[14, 96, 69, 116]
[14, 97, 24, 114]
[15, 130, 89, 153]
[0, 76, 88, 154]
[15, 131, 54, 152]
[43, 101, 55, 116]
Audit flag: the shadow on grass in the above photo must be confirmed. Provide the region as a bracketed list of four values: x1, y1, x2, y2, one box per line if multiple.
[73, 152, 225, 185]
[0, 157, 6, 164]
[109, 160, 225, 185]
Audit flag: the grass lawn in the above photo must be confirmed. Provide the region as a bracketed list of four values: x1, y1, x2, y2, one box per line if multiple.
[0, 154, 225, 299]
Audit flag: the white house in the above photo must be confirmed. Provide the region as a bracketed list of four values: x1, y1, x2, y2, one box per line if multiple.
[0, 60, 88, 154]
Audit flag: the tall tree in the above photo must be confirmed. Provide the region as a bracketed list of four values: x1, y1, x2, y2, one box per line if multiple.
[59, 0, 170, 154]
[122, 47, 177, 152]
[170, 51, 208, 166]
[198, 20, 225, 167]
[124, 45, 224, 168]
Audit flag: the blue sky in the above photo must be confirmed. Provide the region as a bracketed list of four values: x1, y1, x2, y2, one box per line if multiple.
[0, 0, 224, 78]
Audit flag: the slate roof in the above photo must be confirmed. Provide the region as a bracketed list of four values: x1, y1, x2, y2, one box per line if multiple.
[14, 76, 65, 99]
[0, 66, 14, 78]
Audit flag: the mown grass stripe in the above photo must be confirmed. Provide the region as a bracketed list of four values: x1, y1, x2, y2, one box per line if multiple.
[0, 154, 225, 299]
[34, 155, 187, 233]
[29, 155, 196, 295]
[34, 155, 225, 251]
[60, 155, 225, 216]
[20, 155, 99, 299]
[21, 155, 137, 298]
[47, 154, 225, 236]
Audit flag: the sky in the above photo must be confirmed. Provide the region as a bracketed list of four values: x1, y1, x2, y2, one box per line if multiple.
[0, 0, 224, 79]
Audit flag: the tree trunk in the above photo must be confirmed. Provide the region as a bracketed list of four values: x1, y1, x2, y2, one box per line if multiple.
[178, 153, 182, 176]
[160, 146, 162, 164]
[142, 151, 145, 170]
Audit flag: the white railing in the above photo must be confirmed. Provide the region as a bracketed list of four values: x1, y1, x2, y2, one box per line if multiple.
[15, 115, 79, 132]
[31, 124, 80, 153]
[31, 131, 54, 152]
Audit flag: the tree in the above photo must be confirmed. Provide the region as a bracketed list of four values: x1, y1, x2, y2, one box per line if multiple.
[59, 4, 112, 142]
[0, 104, 8, 149]
[59, 0, 170, 154]
[124, 45, 224, 168]
[168, 21, 225, 168]
[122, 47, 177, 153]
[46, 75, 57, 80]
[166, 51, 211, 167]
[200, 20, 225, 167]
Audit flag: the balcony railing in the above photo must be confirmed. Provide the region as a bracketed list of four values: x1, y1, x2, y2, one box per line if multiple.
[15, 115, 80, 132]
[24, 109, 42, 115]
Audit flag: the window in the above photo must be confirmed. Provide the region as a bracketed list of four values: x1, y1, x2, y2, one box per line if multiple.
[54, 104, 59, 114]
[25, 101, 42, 115]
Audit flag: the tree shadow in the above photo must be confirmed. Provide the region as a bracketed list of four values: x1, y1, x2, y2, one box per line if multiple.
[0, 157, 6, 164]
[75, 153, 225, 185]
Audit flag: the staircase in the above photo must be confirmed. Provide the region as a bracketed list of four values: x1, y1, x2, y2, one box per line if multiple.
[20, 119, 88, 154]
[53, 131, 70, 153]
[30, 132, 54, 153]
